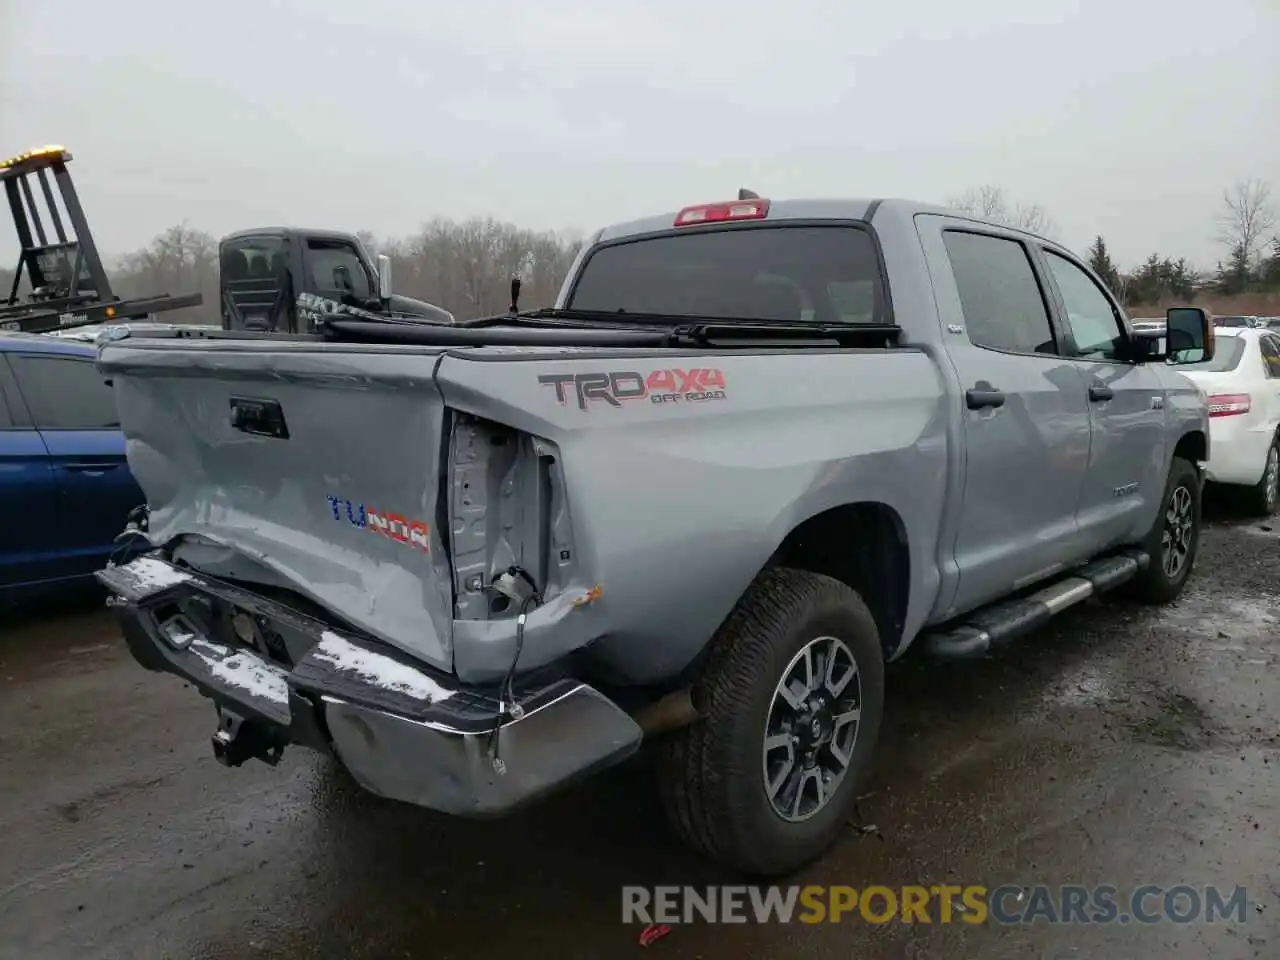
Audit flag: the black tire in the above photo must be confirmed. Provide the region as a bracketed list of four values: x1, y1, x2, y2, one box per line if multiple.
[655, 567, 885, 876]
[1243, 435, 1280, 517]
[1130, 457, 1202, 604]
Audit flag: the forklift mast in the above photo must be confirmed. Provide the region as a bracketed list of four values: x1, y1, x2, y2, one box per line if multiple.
[0, 145, 201, 334]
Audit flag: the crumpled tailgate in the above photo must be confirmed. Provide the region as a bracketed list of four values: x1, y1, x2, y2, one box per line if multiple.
[97, 340, 456, 671]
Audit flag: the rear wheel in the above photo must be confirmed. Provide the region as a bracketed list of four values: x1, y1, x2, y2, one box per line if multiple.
[1243, 436, 1280, 517]
[655, 567, 885, 876]
[1130, 457, 1201, 604]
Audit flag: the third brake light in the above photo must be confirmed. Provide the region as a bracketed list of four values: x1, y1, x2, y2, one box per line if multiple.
[673, 199, 770, 226]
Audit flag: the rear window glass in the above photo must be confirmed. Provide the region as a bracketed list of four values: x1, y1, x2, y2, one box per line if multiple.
[222, 237, 285, 282]
[1178, 335, 1245, 372]
[567, 226, 888, 325]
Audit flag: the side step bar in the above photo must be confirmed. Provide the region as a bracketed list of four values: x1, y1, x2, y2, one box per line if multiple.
[923, 550, 1149, 660]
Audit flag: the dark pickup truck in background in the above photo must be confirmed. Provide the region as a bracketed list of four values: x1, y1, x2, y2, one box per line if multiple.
[219, 227, 454, 333]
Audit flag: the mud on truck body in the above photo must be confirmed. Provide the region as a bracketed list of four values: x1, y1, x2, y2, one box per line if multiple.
[95, 196, 1214, 875]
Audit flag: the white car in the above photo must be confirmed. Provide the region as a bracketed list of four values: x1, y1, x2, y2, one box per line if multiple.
[1213, 315, 1258, 329]
[1180, 327, 1280, 514]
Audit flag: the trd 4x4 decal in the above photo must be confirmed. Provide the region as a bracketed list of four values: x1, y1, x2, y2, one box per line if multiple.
[538, 368, 728, 411]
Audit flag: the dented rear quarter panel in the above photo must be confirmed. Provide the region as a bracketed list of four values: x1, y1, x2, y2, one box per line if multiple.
[437, 345, 949, 683]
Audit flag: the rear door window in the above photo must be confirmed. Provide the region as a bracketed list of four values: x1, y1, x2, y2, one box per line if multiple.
[10, 355, 120, 430]
[942, 231, 1057, 355]
[567, 225, 889, 325]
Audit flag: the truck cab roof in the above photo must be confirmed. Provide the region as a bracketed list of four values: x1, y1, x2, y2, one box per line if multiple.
[221, 227, 368, 244]
[594, 197, 1045, 244]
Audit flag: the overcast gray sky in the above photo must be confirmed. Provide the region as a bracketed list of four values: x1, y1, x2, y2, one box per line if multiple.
[2, 0, 1276, 270]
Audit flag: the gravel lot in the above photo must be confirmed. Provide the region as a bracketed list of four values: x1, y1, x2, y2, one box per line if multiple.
[1, 502, 1277, 959]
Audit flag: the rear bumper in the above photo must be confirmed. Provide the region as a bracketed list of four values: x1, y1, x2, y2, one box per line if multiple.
[1204, 419, 1273, 486]
[96, 554, 642, 816]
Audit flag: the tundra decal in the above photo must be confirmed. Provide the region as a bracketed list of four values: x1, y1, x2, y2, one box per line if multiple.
[538, 368, 728, 410]
[326, 495, 430, 553]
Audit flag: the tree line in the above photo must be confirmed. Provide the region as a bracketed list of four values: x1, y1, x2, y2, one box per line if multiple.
[2, 179, 1276, 325]
[1082, 180, 1279, 312]
[947, 180, 1280, 313]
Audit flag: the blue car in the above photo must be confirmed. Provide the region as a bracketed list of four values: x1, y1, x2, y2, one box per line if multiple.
[0, 333, 144, 598]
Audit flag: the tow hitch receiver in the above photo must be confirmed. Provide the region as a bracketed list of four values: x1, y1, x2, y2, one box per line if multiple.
[212, 708, 286, 767]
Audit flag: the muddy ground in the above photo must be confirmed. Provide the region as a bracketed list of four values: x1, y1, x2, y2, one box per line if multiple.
[1, 506, 1277, 959]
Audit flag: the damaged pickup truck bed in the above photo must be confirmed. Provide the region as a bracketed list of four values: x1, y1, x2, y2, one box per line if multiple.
[96, 197, 1215, 875]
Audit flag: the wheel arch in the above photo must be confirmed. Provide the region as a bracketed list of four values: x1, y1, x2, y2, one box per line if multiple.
[1173, 428, 1207, 465]
[766, 501, 911, 661]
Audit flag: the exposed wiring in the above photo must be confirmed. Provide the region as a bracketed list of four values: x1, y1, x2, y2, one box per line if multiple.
[485, 566, 542, 775]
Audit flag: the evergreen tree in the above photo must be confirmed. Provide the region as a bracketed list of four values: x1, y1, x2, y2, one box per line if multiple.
[1087, 235, 1121, 294]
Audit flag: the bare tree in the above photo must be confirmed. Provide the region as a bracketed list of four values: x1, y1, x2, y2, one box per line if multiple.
[947, 185, 1058, 237]
[1217, 179, 1276, 272]
[949, 185, 1006, 220]
[113, 222, 219, 324]
[354, 230, 380, 257]
[385, 217, 579, 319]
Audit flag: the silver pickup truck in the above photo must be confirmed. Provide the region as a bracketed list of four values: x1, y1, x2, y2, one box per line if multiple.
[95, 197, 1214, 876]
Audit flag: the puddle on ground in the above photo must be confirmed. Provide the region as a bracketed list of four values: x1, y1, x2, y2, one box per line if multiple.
[1039, 661, 1123, 709]
[1234, 522, 1280, 539]
[1126, 688, 1220, 751]
[1152, 592, 1280, 642]
[1034, 673, 1225, 753]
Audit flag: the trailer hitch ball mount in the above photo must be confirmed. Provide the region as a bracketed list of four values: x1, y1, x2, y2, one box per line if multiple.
[211, 707, 285, 767]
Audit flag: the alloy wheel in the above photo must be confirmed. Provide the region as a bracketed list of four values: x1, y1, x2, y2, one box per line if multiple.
[1161, 484, 1194, 578]
[761, 635, 862, 822]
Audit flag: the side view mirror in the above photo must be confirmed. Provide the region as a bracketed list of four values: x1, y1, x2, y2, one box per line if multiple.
[377, 254, 393, 301]
[1131, 306, 1214, 364]
[1164, 306, 1214, 365]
